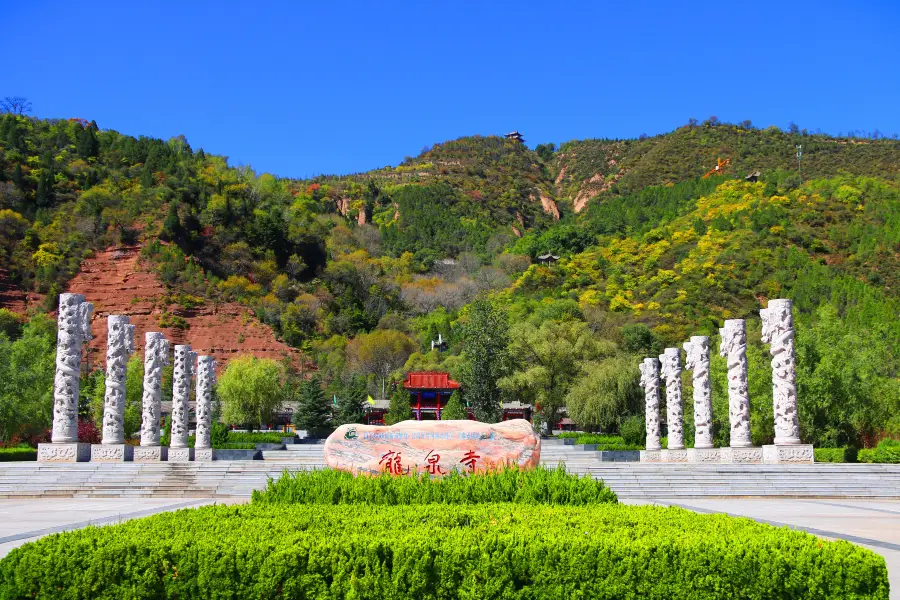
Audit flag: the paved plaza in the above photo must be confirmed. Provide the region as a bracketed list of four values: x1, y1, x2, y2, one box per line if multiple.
[1, 497, 897, 598]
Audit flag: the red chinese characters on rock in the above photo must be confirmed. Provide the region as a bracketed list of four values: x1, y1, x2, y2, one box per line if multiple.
[425, 450, 444, 475]
[460, 450, 480, 473]
[379, 450, 405, 474]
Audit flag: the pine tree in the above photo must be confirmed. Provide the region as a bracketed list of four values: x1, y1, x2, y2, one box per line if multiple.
[440, 390, 468, 420]
[293, 376, 331, 431]
[334, 375, 366, 425]
[385, 387, 413, 425]
[161, 202, 181, 241]
[140, 165, 154, 188]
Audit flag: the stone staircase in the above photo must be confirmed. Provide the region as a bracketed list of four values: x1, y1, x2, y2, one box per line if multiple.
[2, 439, 899, 499]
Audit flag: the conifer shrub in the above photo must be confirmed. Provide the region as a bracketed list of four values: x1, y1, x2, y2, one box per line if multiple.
[0, 503, 887, 599]
[251, 466, 617, 506]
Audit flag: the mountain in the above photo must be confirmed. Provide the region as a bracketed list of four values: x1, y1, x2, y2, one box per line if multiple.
[1, 112, 898, 445]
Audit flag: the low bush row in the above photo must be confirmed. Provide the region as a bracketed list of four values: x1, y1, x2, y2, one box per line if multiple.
[251, 466, 618, 506]
[573, 434, 642, 450]
[0, 503, 887, 599]
[0, 447, 36, 462]
[858, 447, 900, 464]
[228, 431, 290, 444]
[815, 448, 859, 463]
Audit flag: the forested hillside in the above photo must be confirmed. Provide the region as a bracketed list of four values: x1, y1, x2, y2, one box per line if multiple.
[0, 113, 898, 449]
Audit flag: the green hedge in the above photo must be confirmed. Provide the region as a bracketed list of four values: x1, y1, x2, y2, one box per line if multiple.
[0, 503, 887, 599]
[573, 434, 642, 450]
[0, 447, 36, 462]
[252, 466, 618, 506]
[858, 447, 900, 464]
[228, 432, 290, 443]
[815, 448, 858, 463]
[221, 442, 258, 450]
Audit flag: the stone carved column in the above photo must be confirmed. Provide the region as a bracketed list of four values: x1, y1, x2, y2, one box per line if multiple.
[170, 345, 196, 450]
[761, 299, 800, 445]
[194, 356, 216, 450]
[659, 348, 684, 451]
[638, 358, 661, 452]
[101, 316, 135, 445]
[683, 336, 713, 449]
[719, 319, 752, 448]
[140, 332, 169, 446]
[51, 293, 93, 444]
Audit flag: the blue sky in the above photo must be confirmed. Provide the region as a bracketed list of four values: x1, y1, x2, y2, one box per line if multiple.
[3, 1, 899, 178]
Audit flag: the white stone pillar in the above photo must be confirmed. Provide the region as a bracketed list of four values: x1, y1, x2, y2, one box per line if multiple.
[718, 319, 762, 463]
[659, 347, 687, 461]
[169, 345, 196, 461]
[40, 293, 94, 462]
[683, 336, 719, 462]
[93, 316, 136, 461]
[135, 332, 169, 462]
[761, 299, 813, 463]
[683, 336, 713, 448]
[194, 356, 216, 461]
[638, 357, 662, 462]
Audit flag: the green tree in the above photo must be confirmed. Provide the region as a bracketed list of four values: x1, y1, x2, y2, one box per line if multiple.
[385, 387, 413, 425]
[566, 355, 642, 432]
[219, 355, 284, 429]
[459, 300, 511, 423]
[333, 375, 366, 426]
[499, 320, 615, 432]
[346, 329, 416, 400]
[294, 376, 331, 430]
[440, 390, 468, 420]
[0, 315, 56, 443]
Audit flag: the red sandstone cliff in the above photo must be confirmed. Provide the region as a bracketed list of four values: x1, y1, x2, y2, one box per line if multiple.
[62, 246, 304, 371]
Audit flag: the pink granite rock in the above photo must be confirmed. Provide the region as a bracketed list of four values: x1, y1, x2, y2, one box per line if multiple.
[324, 419, 540, 476]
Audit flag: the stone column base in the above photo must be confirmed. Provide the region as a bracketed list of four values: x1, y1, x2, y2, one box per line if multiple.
[763, 444, 814, 463]
[194, 448, 215, 461]
[661, 448, 689, 462]
[687, 448, 721, 463]
[720, 446, 763, 463]
[168, 447, 194, 462]
[133, 446, 168, 462]
[37, 443, 91, 462]
[640, 450, 662, 462]
[90, 444, 134, 462]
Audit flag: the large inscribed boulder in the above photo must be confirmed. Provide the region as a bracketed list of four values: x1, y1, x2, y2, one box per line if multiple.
[324, 419, 540, 475]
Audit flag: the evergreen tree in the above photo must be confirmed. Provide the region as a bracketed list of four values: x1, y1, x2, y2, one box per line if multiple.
[334, 375, 366, 425]
[440, 390, 468, 420]
[293, 376, 330, 430]
[459, 299, 510, 423]
[35, 170, 54, 208]
[385, 387, 413, 425]
[11, 163, 22, 190]
[161, 202, 181, 241]
[140, 165, 154, 188]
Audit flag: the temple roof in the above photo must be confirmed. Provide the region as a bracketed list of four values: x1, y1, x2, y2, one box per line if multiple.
[402, 371, 461, 390]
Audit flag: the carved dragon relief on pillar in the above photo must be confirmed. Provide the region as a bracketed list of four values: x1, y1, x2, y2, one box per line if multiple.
[659, 347, 685, 450]
[719, 319, 752, 448]
[683, 335, 714, 449]
[101, 316, 135, 445]
[170, 345, 196, 449]
[51, 293, 93, 443]
[194, 356, 216, 450]
[140, 332, 170, 446]
[761, 299, 801, 445]
[638, 358, 662, 451]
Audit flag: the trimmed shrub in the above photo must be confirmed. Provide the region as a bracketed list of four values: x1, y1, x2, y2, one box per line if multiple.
[619, 414, 645, 446]
[573, 434, 642, 450]
[0, 447, 36, 462]
[0, 503, 887, 599]
[228, 432, 288, 444]
[252, 466, 618, 506]
[858, 446, 900, 464]
[815, 447, 858, 463]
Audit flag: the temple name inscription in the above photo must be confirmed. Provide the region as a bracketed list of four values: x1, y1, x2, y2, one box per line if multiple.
[324, 419, 540, 476]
